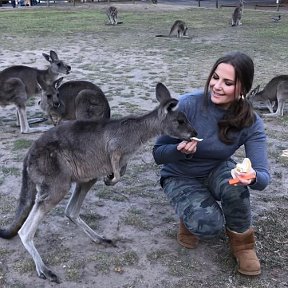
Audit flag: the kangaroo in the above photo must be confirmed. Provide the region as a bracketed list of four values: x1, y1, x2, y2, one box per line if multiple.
[248, 75, 288, 117]
[39, 78, 111, 125]
[231, 0, 244, 26]
[0, 50, 71, 133]
[0, 82, 197, 283]
[169, 20, 188, 38]
[156, 20, 188, 39]
[106, 6, 118, 25]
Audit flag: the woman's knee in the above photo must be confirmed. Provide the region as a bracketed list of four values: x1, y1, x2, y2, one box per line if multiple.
[183, 208, 225, 238]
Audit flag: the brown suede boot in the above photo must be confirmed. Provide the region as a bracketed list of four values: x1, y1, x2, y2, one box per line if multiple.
[226, 228, 261, 276]
[177, 219, 199, 249]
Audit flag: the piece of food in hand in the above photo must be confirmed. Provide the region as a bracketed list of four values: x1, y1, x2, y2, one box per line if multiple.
[191, 137, 203, 142]
[235, 158, 252, 173]
[229, 158, 255, 185]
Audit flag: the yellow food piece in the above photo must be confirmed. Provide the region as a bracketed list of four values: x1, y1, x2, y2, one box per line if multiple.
[235, 158, 251, 173]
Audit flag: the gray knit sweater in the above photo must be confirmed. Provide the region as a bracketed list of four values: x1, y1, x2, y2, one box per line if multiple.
[153, 90, 270, 191]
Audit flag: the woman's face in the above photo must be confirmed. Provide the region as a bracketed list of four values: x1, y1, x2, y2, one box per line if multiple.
[209, 63, 242, 109]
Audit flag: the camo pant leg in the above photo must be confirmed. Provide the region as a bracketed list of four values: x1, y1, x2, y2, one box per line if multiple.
[162, 161, 251, 238]
[162, 176, 225, 238]
[207, 160, 251, 233]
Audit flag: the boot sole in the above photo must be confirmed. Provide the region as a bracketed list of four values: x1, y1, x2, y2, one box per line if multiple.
[238, 268, 261, 276]
[177, 236, 199, 249]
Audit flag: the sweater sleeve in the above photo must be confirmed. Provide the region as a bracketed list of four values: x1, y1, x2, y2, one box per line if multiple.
[244, 116, 271, 191]
[153, 135, 192, 165]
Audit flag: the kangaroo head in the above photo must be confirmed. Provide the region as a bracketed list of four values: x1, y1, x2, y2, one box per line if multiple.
[247, 85, 261, 99]
[39, 77, 64, 113]
[42, 50, 71, 75]
[156, 82, 197, 141]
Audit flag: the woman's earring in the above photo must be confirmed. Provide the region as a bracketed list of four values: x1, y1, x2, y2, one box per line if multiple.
[240, 94, 245, 100]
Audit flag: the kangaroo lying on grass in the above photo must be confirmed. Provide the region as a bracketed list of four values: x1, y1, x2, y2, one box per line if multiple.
[248, 75, 288, 117]
[0, 82, 197, 283]
[39, 78, 111, 125]
[0, 50, 71, 133]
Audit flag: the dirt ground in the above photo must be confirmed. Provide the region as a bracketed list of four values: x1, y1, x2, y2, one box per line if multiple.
[0, 2, 287, 288]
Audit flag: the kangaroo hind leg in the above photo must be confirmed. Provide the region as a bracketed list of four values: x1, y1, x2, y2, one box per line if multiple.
[65, 180, 115, 246]
[18, 182, 70, 283]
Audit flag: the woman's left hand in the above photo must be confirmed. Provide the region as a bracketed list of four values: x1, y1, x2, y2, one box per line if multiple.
[232, 168, 256, 186]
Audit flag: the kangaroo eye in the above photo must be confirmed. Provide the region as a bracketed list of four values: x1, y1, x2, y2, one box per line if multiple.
[178, 119, 185, 125]
[47, 94, 52, 99]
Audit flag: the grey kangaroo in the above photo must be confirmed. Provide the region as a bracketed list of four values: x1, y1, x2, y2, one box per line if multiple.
[169, 20, 188, 38]
[106, 6, 118, 25]
[39, 78, 110, 125]
[231, 0, 244, 26]
[0, 50, 71, 133]
[248, 75, 288, 117]
[0, 82, 197, 283]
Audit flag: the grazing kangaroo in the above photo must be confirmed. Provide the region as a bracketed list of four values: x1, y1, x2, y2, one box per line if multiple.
[231, 0, 244, 26]
[169, 20, 188, 38]
[248, 75, 288, 117]
[106, 6, 118, 25]
[0, 50, 71, 133]
[39, 78, 111, 125]
[156, 20, 188, 39]
[0, 82, 197, 283]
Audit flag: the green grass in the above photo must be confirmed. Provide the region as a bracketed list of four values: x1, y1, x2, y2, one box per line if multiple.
[12, 139, 33, 151]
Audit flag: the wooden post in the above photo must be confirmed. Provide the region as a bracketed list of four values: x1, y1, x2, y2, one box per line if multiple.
[198, 0, 200, 7]
[276, 0, 280, 11]
[216, 0, 219, 8]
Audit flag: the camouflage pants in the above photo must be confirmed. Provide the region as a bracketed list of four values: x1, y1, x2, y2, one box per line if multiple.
[162, 160, 251, 238]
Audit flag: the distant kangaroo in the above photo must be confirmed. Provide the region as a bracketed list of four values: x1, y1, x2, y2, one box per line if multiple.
[0, 50, 71, 133]
[248, 75, 288, 117]
[106, 6, 118, 25]
[39, 78, 111, 125]
[0, 82, 197, 283]
[231, 0, 244, 26]
[156, 20, 188, 39]
[169, 20, 188, 38]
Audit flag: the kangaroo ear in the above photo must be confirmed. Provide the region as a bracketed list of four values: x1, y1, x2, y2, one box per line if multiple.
[162, 99, 179, 114]
[50, 50, 59, 61]
[156, 82, 172, 104]
[42, 53, 51, 63]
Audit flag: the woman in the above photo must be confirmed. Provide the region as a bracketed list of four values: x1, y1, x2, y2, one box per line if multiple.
[153, 51, 270, 276]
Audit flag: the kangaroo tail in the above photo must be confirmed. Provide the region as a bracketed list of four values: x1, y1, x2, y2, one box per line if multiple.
[155, 34, 169, 38]
[0, 156, 36, 239]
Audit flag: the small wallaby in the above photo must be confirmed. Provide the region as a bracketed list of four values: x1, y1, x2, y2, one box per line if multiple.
[248, 75, 288, 117]
[106, 6, 118, 25]
[231, 0, 244, 26]
[39, 78, 111, 125]
[0, 82, 197, 283]
[0, 50, 71, 133]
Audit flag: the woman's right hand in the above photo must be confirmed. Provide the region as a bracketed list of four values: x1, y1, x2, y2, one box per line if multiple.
[177, 139, 198, 154]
